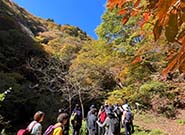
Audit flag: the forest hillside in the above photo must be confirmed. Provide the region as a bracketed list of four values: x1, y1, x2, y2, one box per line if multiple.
[0, 0, 91, 132]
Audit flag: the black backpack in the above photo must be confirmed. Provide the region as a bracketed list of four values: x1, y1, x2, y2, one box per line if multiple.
[110, 117, 120, 134]
[115, 108, 122, 119]
[125, 111, 132, 123]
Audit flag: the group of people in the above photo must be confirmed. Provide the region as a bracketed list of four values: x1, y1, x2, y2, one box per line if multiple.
[17, 100, 134, 135]
[17, 111, 69, 135]
[86, 100, 134, 135]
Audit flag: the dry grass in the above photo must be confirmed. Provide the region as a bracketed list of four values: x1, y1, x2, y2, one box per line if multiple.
[134, 110, 185, 135]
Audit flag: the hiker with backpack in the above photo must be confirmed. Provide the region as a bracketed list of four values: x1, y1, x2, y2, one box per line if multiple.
[113, 104, 122, 124]
[43, 113, 69, 135]
[87, 104, 96, 125]
[58, 109, 69, 135]
[122, 99, 131, 112]
[27, 111, 45, 135]
[96, 105, 120, 135]
[97, 105, 107, 135]
[87, 104, 96, 119]
[71, 104, 82, 135]
[86, 108, 98, 135]
[17, 111, 45, 135]
[86, 105, 97, 135]
[122, 105, 134, 135]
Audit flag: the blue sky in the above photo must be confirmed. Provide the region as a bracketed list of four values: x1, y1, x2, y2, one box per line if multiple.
[13, 0, 107, 39]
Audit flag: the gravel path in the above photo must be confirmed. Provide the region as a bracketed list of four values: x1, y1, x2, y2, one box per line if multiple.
[134, 110, 185, 135]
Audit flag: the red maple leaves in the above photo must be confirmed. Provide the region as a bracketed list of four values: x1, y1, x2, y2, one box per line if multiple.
[107, 0, 185, 75]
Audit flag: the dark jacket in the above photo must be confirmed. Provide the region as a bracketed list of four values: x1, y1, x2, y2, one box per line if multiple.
[72, 108, 82, 129]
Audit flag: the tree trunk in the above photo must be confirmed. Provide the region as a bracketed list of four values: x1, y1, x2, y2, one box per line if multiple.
[68, 87, 72, 114]
[78, 90, 84, 119]
[69, 97, 72, 114]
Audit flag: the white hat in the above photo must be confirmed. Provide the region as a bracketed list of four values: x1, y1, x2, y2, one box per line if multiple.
[122, 104, 129, 111]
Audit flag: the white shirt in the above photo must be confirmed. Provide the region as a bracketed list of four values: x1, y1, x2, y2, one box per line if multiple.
[27, 121, 42, 135]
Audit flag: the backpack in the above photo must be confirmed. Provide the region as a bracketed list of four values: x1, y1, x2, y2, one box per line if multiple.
[17, 122, 37, 135]
[17, 129, 30, 135]
[110, 117, 120, 134]
[125, 111, 132, 123]
[99, 111, 106, 123]
[115, 108, 122, 119]
[43, 125, 55, 135]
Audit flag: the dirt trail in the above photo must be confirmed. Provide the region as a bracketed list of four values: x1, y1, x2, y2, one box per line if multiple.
[134, 110, 185, 135]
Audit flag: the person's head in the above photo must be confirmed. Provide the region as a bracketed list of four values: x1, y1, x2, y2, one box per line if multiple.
[57, 113, 69, 125]
[104, 102, 108, 106]
[91, 108, 97, 115]
[75, 104, 80, 110]
[107, 106, 116, 118]
[108, 105, 114, 112]
[100, 105, 104, 111]
[125, 99, 128, 104]
[34, 111, 45, 123]
[90, 104, 95, 110]
[123, 105, 129, 111]
[104, 102, 109, 108]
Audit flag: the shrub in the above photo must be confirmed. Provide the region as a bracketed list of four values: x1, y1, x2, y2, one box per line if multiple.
[176, 119, 185, 125]
[47, 18, 54, 22]
[137, 81, 167, 105]
[0, 93, 5, 102]
[133, 128, 166, 135]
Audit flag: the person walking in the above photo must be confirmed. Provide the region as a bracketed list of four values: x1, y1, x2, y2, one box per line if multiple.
[97, 106, 120, 135]
[27, 111, 45, 135]
[87, 105, 96, 135]
[71, 104, 82, 135]
[87, 108, 98, 135]
[122, 106, 133, 135]
[87, 105, 96, 119]
[97, 106, 107, 135]
[51, 113, 69, 135]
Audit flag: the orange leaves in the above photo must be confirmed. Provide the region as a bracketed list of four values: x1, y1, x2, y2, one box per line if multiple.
[143, 12, 150, 22]
[162, 27, 185, 75]
[179, 58, 185, 73]
[153, 20, 163, 41]
[122, 17, 129, 25]
[107, 0, 183, 42]
[152, 0, 180, 41]
[131, 9, 137, 16]
[166, 50, 177, 61]
[134, 0, 141, 8]
[157, 0, 179, 24]
[118, 9, 127, 15]
[107, 0, 185, 75]
[140, 12, 151, 27]
[107, 0, 144, 26]
[107, 0, 150, 26]
[156, 0, 182, 42]
[107, 0, 127, 9]
[162, 37, 185, 75]
[131, 56, 142, 64]
[178, 31, 185, 44]
[180, 12, 185, 24]
[165, 13, 178, 42]
[157, 0, 176, 22]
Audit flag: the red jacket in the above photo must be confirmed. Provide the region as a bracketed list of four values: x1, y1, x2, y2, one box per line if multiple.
[99, 111, 107, 123]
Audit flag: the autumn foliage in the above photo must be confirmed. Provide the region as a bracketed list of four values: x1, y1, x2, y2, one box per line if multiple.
[107, 0, 185, 75]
